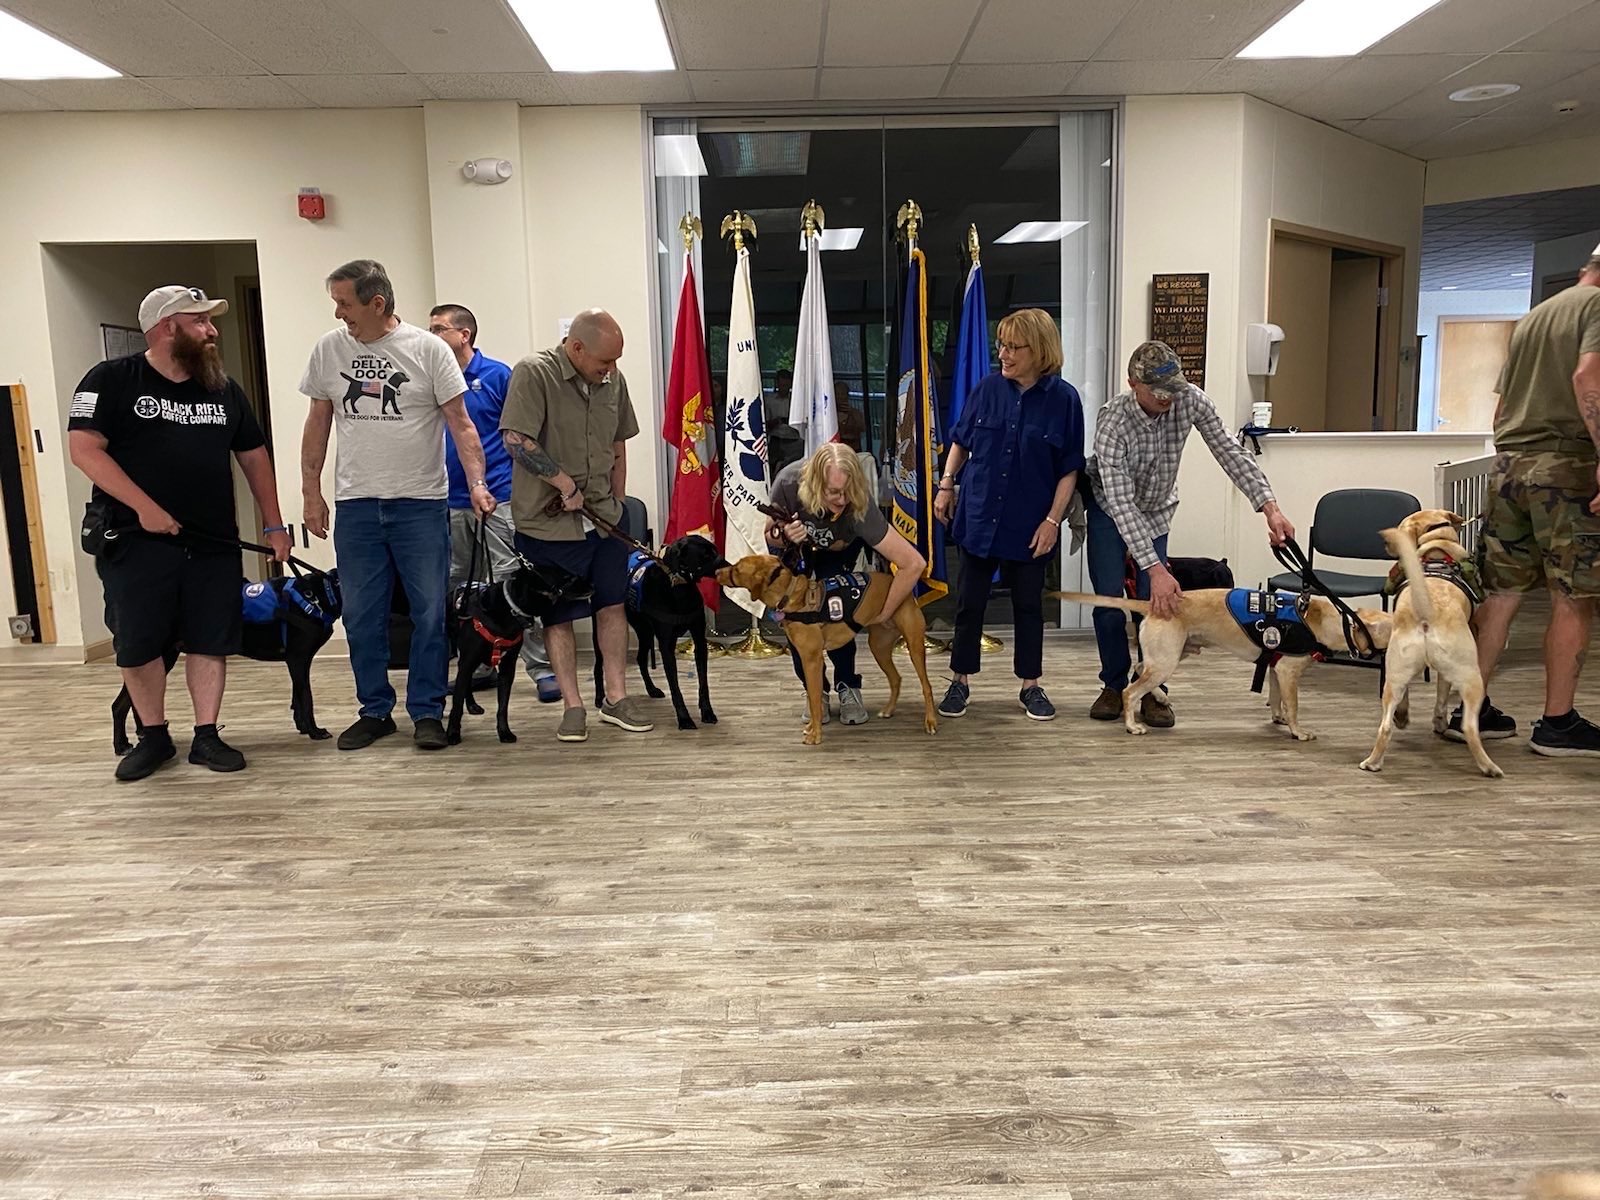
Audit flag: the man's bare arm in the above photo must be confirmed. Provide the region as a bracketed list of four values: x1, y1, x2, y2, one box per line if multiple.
[1575, 352, 1600, 451]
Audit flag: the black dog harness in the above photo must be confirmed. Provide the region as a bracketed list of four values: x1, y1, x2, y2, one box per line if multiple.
[779, 571, 872, 633]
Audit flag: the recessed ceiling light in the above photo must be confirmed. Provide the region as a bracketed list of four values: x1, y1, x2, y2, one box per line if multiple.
[995, 221, 1089, 244]
[653, 135, 707, 177]
[1449, 83, 1520, 103]
[1238, 0, 1446, 58]
[1441, 285, 1458, 290]
[0, 9, 118, 79]
[797, 228, 864, 252]
[507, 0, 674, 72]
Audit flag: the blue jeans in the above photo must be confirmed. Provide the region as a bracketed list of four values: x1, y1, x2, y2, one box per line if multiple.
[1085, 494, 1169, 690]
[335, 498, 450, 722]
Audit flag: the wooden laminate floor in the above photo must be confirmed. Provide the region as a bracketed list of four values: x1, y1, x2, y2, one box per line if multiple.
[1, 617, 1597, 1199]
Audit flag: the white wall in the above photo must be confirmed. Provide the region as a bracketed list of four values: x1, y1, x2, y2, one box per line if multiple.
[1415, 288, 1530, 431]
[1425, 132, 1600, 205]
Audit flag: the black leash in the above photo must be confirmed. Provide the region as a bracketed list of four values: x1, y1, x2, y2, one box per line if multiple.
[1271, 536, 1381, 662]
[105, 523, 325, 579]
[541, 495, 686, 583]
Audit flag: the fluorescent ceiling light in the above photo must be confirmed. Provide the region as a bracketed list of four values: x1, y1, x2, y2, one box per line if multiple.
[995, 221, 1089, 244]
[798, 228, 864, 252]
[1238, 0, 1445, 59]
[508, 0, 674, 72]
[0, 10, 118, 79]
[1441, 285, 1458, 291]
[653, 134, 707, 177]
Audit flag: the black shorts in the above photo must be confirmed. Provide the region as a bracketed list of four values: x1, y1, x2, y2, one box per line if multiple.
[513, 531, 627, 625]
[98, 538, 242, 667]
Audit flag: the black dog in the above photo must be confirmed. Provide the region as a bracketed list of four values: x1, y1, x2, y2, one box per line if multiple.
[592, 535, 724, 731]
[111, 567, 344, 754]
[446, 560, 590, 745]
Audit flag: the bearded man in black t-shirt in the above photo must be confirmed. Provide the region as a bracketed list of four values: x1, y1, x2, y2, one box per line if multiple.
[67, 285, 293, 782]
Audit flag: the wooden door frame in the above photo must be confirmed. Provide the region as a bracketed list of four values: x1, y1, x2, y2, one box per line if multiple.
[1269, 220, 1406, 431]
[5, 385, 55, 644]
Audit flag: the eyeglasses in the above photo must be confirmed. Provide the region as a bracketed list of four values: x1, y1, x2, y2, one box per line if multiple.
[428, 324, 463, 336]
[996, 340, 1029, 355]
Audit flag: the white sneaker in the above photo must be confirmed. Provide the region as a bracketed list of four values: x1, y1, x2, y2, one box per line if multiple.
[837, 683, 869, 725]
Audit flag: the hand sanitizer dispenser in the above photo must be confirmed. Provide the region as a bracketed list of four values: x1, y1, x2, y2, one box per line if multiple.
[1246, 323, 1284, 376]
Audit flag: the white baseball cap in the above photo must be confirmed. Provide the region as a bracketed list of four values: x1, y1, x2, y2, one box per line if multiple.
[138, 285, 228, 333]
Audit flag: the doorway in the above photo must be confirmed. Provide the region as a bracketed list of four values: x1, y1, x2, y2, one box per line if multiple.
[0, 385, 55, 645]
[1436, 316, 1514, 431]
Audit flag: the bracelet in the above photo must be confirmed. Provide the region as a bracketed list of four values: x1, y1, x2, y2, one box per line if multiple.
[937, 483, 954, 492]
[471, 479, 489, 491]
[1045, 516, 1061, 528]
[563, 484, 580, 501]
[263, 524, 289, 535]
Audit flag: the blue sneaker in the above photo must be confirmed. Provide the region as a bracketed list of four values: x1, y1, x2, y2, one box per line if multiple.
[1019, 685, 1056, 721]
[937, 679, 969, 718]
[534, 672, 561, 704]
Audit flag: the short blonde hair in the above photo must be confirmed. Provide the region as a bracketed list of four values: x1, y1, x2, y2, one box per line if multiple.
[997, 308, 1064, 377]
[797, 442, 871, 519]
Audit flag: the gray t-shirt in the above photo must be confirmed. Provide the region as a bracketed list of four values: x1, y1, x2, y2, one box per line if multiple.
[770, 460, 889, 552]
[299, 321, 467, 502]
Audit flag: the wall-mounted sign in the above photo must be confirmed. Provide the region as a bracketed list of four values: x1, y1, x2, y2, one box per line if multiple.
[1150, 273, 1209, 390]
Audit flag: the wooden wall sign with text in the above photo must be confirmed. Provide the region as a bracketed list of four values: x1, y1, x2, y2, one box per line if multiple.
[1150, 273, 1209, 390]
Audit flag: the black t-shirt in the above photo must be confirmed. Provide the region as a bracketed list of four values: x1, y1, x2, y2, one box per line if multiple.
[67, 354, 264, 538]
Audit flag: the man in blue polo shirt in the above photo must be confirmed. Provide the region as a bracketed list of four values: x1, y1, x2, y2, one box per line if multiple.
[429, 303, 557, 699]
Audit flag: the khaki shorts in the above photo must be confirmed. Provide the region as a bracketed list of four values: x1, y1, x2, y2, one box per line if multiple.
[1479, 451, 1600, 598]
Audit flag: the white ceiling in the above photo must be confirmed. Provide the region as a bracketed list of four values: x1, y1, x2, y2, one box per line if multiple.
[2, 0, 1600, 160]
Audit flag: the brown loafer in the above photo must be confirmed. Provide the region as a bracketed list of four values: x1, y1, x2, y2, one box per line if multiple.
[1140, 693, 1175, 728]
[1089, 686, 1123, 721]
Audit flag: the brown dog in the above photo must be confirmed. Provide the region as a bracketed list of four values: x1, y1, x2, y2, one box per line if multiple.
[1056, 589, 1390, 741]
[1529, 1175, 1600, 1200]
[715, 554, 939, 746]
[1358, 508, 1503, 778]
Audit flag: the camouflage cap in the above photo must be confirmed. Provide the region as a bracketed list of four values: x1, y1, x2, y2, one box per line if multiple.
[1128, 340, 1188, 397]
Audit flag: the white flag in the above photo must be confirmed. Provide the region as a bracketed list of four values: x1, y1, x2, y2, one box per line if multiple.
[790, 232, 838, 457]
[721, 246, 771, 617]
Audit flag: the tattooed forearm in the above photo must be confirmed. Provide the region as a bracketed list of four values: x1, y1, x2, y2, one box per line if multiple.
[1579, 389, 1600, 450]
[503, 429, 562, 478]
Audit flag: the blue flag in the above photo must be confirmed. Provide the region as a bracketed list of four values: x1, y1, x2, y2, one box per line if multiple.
[889, 246, 947, 604]
[950, 260, 989, 431]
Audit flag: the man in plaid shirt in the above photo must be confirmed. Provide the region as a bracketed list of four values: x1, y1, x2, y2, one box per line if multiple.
[1083, 341, 1296, 727]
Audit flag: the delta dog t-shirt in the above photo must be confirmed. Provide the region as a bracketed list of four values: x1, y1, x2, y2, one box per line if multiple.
[299, 321, 468, 502]
[67, 353, 264, 537]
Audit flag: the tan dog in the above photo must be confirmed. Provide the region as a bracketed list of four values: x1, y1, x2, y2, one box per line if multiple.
[715, 554, 939, 746]
[1530, 1174, 1600, 1199]
[1056, 589, 1390, 740]
[1358, 508, 1503, 778]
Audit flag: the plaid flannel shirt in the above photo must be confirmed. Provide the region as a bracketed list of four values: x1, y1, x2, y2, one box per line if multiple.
[1086, 386, 1274, 569]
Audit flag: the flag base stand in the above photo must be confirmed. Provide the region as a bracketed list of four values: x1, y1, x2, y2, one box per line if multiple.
[979, 633, 1004, 653]
[678, 637, 728, 657]
[895, 633, 951, 655]
[722, 624, 786, 659]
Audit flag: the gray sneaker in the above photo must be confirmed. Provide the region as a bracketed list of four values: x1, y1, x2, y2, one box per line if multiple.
[556, 707, 588, 743]
[837, 682, 869, 725]
[802, 693, 832, 725]
[600, 695, 654, 733]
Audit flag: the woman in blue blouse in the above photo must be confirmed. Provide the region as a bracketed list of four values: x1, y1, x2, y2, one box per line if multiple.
[932, 309, 1085, 721]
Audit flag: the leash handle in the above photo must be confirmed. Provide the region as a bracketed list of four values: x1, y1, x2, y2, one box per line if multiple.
[1271, 537, 1378, 660]
[465, 512, 488, 592]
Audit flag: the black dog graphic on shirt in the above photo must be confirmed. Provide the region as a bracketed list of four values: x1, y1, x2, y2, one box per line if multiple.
[338, 369, 410, 416]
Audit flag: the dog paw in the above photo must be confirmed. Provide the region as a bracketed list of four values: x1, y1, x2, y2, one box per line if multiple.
[646, 684, 666, 699]
[1394, 712, 1411, 730]
[1358, 757, 1381, 772]
[466, 698, 484, 716]
[802, 727, 822, 746]
[877, 707, 896, 720]
[498, 730, 518, 744]
[677, 716, 698, 731]
[925, 716, 938, 734]
[447, 729, 463, 746]
[1127, 723, 1148, 735]
[1293, 730, 1317, 742]
[1480, 761, 1505, 779]
[307, 727, 331, 740]
[1270, 714, 1288, 726]
[700, 710, 718, 725]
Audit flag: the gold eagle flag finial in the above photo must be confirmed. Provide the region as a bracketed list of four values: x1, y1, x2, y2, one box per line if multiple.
[800, 199, 826, 240]
[967, 223, 981, 266]
[678, 213, 703, 253]
[896, 199, 923, 252]
[719, 210, 758, 252]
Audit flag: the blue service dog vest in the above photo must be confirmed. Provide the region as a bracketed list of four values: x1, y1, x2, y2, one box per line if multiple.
[240, 577, 336, 629]
[625, 549, 652, 612]
[1224, 589, 1323, 658]
[782, 571, 872, 631]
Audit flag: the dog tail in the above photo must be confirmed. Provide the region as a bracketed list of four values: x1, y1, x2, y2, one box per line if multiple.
[1051, 590, 1153, 615]
[1382, 525, 1434, 625]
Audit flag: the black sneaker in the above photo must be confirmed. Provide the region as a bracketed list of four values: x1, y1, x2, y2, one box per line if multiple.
[1529, 712, 1600, 758]
[189, 727, 246, 773]
[337, 714, 397, 751]
[1019, 685, 1057, 721]
[413, 717, 449, 751]
[938, 679, 969, 718]
[1441, 698, 1517, 742]
[115, 727, 175, 782]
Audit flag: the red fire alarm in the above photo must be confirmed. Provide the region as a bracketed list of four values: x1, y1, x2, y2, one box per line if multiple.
[297, 187, 326, 221]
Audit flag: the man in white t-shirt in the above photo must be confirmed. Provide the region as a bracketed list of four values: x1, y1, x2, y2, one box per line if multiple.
[299, 259, 495, 752]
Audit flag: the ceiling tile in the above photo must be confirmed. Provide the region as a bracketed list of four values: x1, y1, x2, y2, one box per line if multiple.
[819, 66, 948, 100]
[1483, 61, 1600, 122]
[145, 75, 314, 109]
[1351, 116, 1470, 152]
[164, 0, 407, 75]
[329, 0, 548, 73]
[661, 0, 825, 70]
[553, 73, 693, 104]
[1096, 0, 1290, 60]
[688, 69, 817, 102]
[415, 73, 566, 104]
[1288, 54, 1479, 122]
[1377, 51, 1597, 119]
[0, 0, 264, 77]
[8, 78, 184, 110]
[962, 0, 1141, 65]
[824, 0, 982, 68]
[1068, 58, 1217, 96]
[1188, 58, 1340, 107]
[1408, 115, 1550, 158]
[942, 62, 1081, 98]
[276, 74, 435, 107]
[1371, 0, 1589, 54]
[1512, 1, 1600, 51]
[0, 80, 56, 111]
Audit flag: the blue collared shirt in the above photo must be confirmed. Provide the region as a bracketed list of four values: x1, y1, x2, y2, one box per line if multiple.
[949, 372, 1086, 560]
[445, 347, 515, 508]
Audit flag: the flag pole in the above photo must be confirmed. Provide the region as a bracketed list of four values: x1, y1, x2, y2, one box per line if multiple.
[964, 222, 1004, 656]
[718, 209, 786, 661]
